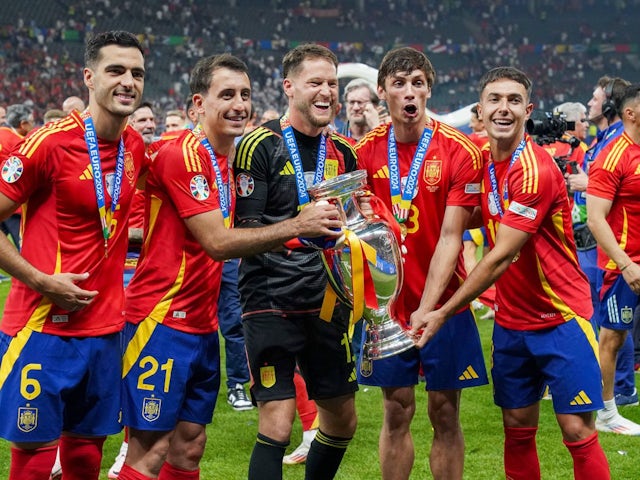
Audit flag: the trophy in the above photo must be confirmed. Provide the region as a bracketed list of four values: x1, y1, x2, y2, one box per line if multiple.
[309, 170, 415, 360]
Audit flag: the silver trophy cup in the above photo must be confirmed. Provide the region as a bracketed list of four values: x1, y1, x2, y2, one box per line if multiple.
[309, 170, 414, 360]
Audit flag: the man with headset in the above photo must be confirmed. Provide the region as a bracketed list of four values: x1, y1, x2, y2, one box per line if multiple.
[580, 76, 640, 435]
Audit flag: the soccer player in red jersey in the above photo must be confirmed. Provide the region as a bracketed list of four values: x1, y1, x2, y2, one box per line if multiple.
[412, 67, 609, 480]
[0, 31, 149, 480]
[355, 47, 488, 480]
[587, 84, 640, 436]
[117, 53, 344, 480]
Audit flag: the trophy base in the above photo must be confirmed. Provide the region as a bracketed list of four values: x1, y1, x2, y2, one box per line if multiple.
[362, 321, 415, 361]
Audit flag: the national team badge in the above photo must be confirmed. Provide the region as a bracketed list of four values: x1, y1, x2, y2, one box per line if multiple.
[2, 156, 23, 183]
[325, 159, 339, 179]
[621, 307, 634, 324]
[141, 396, 162, 422]
[423, 160, 441, 186]
[190, 175, 210, 200]
[105, 173, 115, 198]
[17, 406, 38, 432]
[359, 356, 373, 378]
[260, 365, 276, 388]
[124, 151, 135, 184]
[236, 173, 255, 197]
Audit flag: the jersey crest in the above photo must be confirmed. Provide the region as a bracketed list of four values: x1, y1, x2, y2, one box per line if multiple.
[142, 396, 162, 422]
[423, 159, 441, 186]
[17, 406, 38, 433]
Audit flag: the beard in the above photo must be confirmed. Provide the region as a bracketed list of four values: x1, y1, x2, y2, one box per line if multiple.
[295, 99, 331, 129]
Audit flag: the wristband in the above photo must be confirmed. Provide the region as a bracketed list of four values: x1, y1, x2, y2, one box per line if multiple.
[620, 263, 632, 272]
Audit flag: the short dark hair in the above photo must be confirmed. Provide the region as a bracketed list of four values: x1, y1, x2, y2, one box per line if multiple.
[134, 101, 154, 113]
[619, 84, 640, 115]
[282, 44, 338, 79]
[377, 47, 435, 90]
[478, 67, 532, 100]
[190, 53, 249, 95]
[470, 105, 479, 118]
[84, 31, 144, 68]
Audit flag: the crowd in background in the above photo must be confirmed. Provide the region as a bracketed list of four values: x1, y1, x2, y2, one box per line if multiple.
[0, 0, 639, 124]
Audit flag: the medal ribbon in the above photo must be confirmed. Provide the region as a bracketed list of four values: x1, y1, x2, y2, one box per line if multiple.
[487, 138, 526, 218]
[194, 125, 231, 228]
[387, 125, 433, 222]
[280, 116, 327, 207]
[84, 116, 124, 256]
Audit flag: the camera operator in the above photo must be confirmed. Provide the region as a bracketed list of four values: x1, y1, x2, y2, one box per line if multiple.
[543, 103, 589, 219]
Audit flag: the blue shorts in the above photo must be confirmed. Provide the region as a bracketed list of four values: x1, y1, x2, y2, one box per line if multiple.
[121, 320, 220, 430]
[597, 274, 639, 331]
[492, 319, 603, 413]
[0, 330, 122, 442]
[357, 310, 488, 391]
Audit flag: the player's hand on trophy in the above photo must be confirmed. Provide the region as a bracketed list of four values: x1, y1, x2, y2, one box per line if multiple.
[409, 308, 447, 348]
[287, 200, 344, 250]
[38, 272, 98, 312]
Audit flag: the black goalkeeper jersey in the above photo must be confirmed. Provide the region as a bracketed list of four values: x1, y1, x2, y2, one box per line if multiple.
[234, 118, 358, 317]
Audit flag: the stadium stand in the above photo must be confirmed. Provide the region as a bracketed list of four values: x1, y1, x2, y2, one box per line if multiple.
[0, 0, 638, 123]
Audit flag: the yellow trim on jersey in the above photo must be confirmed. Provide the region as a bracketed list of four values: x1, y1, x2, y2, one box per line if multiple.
[236, 127, 273, 171]
[551, 210, 578, 264]
[20, 116, 79, 159]
[357, 123, 388, 149]
[122, 252, 187, 377]
[25, 241, 63, 332]
[143, 195, 162, 257]
[602, 135, 630, 172]
[535, 254, 580, 323]
[606, 208, 629, 270]
[438, 123, 483, 170]
[182, 134, 201, 173]
[518, 144, 539, 195]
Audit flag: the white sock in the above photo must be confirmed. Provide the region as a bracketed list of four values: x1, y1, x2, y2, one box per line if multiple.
[303, 428, 318, 444]
[599, 398, 618, 420]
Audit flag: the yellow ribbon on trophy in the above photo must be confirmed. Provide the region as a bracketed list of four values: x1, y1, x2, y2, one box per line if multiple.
[320, 229, 379, 324]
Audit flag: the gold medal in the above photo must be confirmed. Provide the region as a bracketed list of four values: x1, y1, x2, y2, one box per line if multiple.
[400, 223, 407, 237]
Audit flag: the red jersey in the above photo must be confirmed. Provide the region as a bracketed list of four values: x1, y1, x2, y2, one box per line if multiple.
[586, 132, 640, 271]
[125, 129, 233, 334]
[0, 126, 23, 162]
[542, 135, 587, 170]
[468, 132, 489, 151]
[482, 136, 592, 330]
[0, 111, 148, 336]
[356, 120, 483, 323]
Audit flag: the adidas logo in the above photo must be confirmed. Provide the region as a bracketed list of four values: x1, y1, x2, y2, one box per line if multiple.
[279, 161, 295, 176]
[79, 165, 93, 180]
[569, 391, 592, 406]
[348, 368, 357, 382]
[458, 365, 480, 381]
[373, 165, 389, 179]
